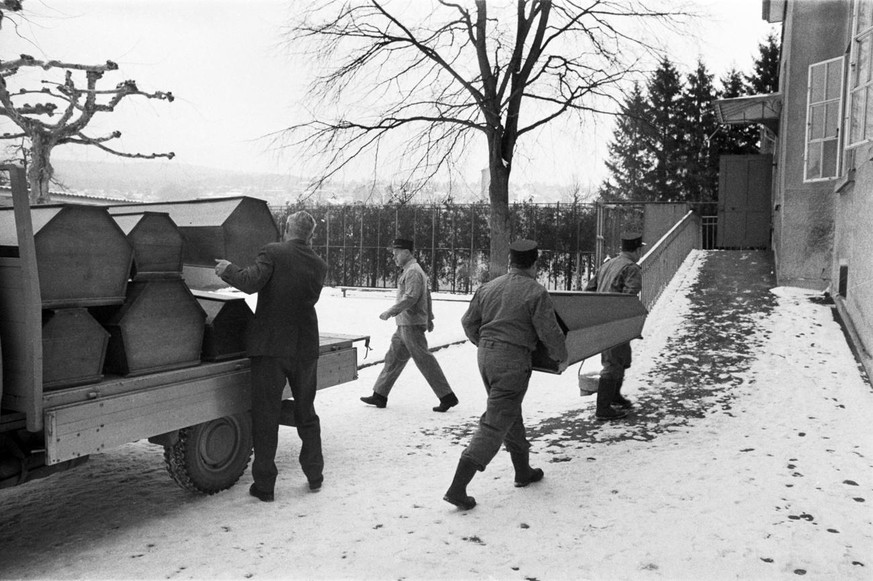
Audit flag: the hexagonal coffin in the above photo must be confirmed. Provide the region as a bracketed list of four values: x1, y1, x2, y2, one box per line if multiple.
[192, 290, 253, 361]
[100, 279, 206, 376]
[111, 211, 183, 279]
[532, 292, 648, 373]
[0, 204, 132, 308]
[42, 308, 110, 390]
[108, 197, 279, 290]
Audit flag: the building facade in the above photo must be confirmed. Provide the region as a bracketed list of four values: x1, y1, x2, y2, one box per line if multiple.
[759, 0, 873, 375]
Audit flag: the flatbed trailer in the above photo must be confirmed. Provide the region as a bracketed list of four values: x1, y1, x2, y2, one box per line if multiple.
[0, 165, 367, 493]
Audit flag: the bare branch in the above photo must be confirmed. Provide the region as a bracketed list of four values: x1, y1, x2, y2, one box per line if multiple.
[0, 54, 175, 202]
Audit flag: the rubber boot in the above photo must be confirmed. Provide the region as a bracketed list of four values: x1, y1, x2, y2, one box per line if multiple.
[443, 457, 478, 510]
[510, 451, 544, 488]
[595, 377, 628, 421]
[432, 392, 459, 412]
[612, 378, 633, 409]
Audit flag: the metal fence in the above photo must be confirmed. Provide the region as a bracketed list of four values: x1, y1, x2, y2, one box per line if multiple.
[274, 202, 599, 292]
[273, 200, 713, 295]
[638, 211, 702, 310]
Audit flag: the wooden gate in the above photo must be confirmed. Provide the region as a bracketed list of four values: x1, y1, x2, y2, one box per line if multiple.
[717, 154, 772, 248]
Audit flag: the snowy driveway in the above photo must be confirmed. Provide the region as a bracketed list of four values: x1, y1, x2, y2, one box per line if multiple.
[1, 250, 870, 580]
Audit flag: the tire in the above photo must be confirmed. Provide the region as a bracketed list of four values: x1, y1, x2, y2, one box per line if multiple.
[163, 413, 253, 494]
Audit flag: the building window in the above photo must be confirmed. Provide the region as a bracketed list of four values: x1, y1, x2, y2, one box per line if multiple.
[847, 0, 873, 148]
[805, 57, 843, 181]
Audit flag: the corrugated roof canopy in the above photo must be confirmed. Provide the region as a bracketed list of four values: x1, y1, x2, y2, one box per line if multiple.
[713, 93, 782, 125]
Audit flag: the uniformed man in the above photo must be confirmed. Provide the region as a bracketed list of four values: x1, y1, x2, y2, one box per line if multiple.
[585, 231, 645, 421]
[360, 238, 459, 412]
[443, 239, 568, 510]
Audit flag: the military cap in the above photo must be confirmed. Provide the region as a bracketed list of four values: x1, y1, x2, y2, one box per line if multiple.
[620, 232, 645, 251]
[509, 239, 538, 265]
[390, 238, 414, 250]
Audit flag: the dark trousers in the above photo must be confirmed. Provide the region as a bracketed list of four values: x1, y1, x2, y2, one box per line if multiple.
[600, 342, 632, 381]
[372, 325, 452, 398]
[250, 356, 323, 491]
[461, 341, 532, 470]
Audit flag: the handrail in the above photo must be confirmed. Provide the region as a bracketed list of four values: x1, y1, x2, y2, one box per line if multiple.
[638, 210, 701, 311]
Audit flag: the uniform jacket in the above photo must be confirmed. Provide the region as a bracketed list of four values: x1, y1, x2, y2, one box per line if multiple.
[461, 268, 568, 362]
[220, 239, 328, 359]
[585, 252, 642, 295]
[384, 258, 434, 327]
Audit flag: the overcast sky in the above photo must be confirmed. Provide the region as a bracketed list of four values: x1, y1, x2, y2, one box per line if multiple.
[2, 1, 777, 189]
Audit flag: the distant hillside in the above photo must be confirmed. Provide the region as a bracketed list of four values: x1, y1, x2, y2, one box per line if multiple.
[50, 158, 304, 203]
[40, 158, 583, 205]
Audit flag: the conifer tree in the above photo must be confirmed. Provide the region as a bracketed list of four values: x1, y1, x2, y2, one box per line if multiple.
[600, 82, 654, 201]
[746, 32, 780, 94]
[715, 68, 759, 155]
[643, 57, 684, 201]
[677, 60, 719, 202]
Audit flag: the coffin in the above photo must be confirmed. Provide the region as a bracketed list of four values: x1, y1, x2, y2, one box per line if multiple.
[97, 279, 206, 376]
[42, 308, 110, 390]
[0, 205, 132, 308]
[108, 197, 279, 290]
[111, 212, 183, 279]
[192, 290, 253, 361]
[532, 292, 647, 373]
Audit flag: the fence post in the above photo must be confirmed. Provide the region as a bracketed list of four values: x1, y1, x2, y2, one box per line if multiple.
[341, 206, 347, 287]
[450, 206, 456, 293]
[470, 205, 476, 293]
[325, 209, 331, 277]
[359, 207, 364, 286]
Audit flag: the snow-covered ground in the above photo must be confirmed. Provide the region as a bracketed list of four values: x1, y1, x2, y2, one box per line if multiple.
[1, 250, 871, 580]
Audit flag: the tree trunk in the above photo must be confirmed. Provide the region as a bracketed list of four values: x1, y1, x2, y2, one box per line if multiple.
[487, 142, 511, 280]
[28, 133, 54, 205]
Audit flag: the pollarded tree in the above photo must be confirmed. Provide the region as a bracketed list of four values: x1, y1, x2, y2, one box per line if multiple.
[278, 1, 685, 278]
[0, 55, 174, 204]
[0, 0, 22, 29]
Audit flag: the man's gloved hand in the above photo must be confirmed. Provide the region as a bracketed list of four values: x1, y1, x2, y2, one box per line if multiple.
[379, 310, 392, 321]
[427, 321, 434, 333]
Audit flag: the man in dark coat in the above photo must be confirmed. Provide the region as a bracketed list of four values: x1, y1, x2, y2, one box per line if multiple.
[215, 211, 328, 501]
[585, 232, 645, 421]
[443, 240, 568, 510]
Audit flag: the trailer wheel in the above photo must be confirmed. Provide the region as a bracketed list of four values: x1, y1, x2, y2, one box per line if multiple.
[163, 413, 253, 494]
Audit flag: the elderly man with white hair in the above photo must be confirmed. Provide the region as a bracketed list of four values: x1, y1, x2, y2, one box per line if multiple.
[215, 211, 328, 502]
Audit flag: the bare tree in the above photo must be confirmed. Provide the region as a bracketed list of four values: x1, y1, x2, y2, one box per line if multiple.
[277, 0, 684, 278]
[0, 0, 23, 29]
[0, 55, 174, 203]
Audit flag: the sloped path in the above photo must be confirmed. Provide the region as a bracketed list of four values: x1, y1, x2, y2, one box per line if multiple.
[531, 250, 779, 445]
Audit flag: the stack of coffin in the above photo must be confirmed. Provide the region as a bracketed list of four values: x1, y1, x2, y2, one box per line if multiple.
[532, 291, 648, 374]
[99, 211, 206, 376]
[0, 205, 133, 389]
[107, 197, 279, 290]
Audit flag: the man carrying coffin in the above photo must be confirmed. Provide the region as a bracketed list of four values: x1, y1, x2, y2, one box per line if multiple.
[585, 232, 645, 421]
[443, 239, 568, 510]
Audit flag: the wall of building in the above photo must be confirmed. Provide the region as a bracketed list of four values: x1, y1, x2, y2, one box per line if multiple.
[773, 0, 850, 289]
[834, 144, 873, 369]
